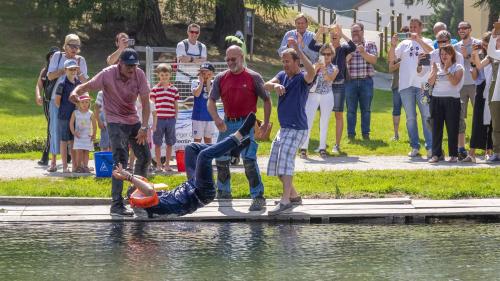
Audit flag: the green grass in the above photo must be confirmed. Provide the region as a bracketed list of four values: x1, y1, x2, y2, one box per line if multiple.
[0, 168, 498, 199]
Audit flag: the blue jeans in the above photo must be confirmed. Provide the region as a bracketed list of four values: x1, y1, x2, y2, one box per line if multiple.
[345, 77, 374, 136]
[108, 122, 152, 209]
[399, 87, 432, 150]
[215, 119, 264, 198]
[392, 88, 402, 116]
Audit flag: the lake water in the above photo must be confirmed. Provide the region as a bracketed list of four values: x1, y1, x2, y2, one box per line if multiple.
[1, 222, 499, 280]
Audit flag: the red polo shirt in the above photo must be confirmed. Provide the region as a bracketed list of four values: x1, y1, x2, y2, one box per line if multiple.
[209, 68, 269, 118]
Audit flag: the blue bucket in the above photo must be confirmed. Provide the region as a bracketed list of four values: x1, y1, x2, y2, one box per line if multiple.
[94, 151, 113, 178]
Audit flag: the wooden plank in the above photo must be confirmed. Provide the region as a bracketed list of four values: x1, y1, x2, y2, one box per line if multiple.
[412, 199, 500, 208]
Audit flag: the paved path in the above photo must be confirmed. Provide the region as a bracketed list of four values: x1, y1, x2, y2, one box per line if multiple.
[1, 155, 497, 179]
[2, 198, 500, 223]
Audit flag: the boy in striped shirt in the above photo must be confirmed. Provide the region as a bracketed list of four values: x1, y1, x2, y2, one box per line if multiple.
[151, 63, 179, 172]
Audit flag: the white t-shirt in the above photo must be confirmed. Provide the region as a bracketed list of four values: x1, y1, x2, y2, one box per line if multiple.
[175, 40, 208, 82]
[432, 63, 464, 98]
[395, 37, 434, 91]
[47, 51, 89, 99]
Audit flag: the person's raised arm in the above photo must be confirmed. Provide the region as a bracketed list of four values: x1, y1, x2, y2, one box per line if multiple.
[192, 75, 204, 97]
[107, 37, 128, 65]
[488, 34, 500, 60]
[358, 43, 377, 65]
[277, 31, 292, 56]
[292, 39, 315, 83]
[323, 65, 339, 82]
[411, 33, 433, 53]
[35, 69, 44, 106]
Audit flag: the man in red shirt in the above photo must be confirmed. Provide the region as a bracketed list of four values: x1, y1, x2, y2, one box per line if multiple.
[207, 45, 272, 211]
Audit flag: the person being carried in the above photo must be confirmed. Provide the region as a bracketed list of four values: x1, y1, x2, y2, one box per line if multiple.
[112, 113, 257, 218]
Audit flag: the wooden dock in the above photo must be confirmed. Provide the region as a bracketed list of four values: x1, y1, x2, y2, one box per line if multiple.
[1, 198, 500, 223]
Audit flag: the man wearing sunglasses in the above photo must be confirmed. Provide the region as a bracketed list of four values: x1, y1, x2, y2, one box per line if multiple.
[176, 23, 208, 83]
[207, 45, 272, 212]
[454, 21, 482, 160]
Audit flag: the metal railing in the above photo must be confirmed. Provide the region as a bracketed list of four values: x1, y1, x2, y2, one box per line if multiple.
[136, 45, 227, 101]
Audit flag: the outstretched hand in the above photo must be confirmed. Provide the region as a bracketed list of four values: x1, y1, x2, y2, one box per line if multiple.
[112, 163, 129, 180]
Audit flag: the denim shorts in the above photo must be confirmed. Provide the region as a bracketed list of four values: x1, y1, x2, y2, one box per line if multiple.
[332, 83, 345, 112]
[153, 118, 176, 146]
[58, 118, 73, 142]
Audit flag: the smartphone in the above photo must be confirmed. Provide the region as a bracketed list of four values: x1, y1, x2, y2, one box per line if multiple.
[128, 39, 135, 47]
[494, 22, 500, 35]
[319, 55, 325, 64]
[419, 54, 431, 66]
[397, 32, 409, 40]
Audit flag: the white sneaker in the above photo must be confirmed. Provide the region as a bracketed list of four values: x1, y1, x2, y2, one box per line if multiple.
[331, 144, 340, 154]
[427, 149, 432, 159]
[408, 148, 420, 157]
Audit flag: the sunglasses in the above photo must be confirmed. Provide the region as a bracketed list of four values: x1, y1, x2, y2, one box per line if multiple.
[68, 44, 81, 49]
[189, 30, 200, 34]
[225, 57, 237, 62]
[321, 52, 333, 56]
[437, 40, 449, 44]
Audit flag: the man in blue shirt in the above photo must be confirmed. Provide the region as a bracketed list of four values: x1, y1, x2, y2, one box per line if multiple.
[265, 40, 315, 216]
[432, 22, 458, 49]
[278, 13, 318, 63]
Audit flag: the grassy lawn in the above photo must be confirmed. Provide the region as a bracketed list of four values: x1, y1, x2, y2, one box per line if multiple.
[0, 168, 498, 199]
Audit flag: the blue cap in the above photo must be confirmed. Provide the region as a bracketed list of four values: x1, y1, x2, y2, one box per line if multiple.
[64, 59, 79, 69]
[199, 62, 215, 72]
[120, 48, 139, 65]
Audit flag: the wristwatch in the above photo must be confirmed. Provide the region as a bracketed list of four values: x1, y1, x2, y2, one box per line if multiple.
[140, 126, 148, 131]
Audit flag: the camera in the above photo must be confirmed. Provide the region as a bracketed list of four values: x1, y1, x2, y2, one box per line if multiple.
[128, 39, 135, 47]
[397, 32, 409, 40]
[418, 54, 431, 66]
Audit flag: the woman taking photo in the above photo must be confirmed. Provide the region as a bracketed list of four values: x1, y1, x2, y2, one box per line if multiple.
[35, 46, 59, 166]
[46, 33, 89, 172]
[427, 45, 464, 163]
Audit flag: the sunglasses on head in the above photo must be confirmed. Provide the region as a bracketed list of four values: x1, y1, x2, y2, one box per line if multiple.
[189, 30, 200, 34]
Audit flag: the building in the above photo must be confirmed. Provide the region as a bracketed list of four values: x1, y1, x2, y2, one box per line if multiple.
[354, 0, 434, 31]
[464, 0, 490, 38]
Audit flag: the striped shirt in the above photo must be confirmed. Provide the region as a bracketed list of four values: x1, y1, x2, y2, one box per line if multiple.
[150, 83, 179, 119]
[347, 41, 377, 79]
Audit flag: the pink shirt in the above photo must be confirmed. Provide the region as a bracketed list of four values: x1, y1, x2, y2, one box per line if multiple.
[86, 65, 150, 125]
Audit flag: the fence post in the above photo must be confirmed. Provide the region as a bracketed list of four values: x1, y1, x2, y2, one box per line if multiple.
[145, 46, 153, 86]
[322, 7, 326, 42]
[376, 9, 380, 31]
[330, 8, 334, 24]
[397, 13, 402, 32]
[379, 32, 384, 58]
[317, 5, 321, 24]
[332, 11, 337, 24]
[384, 26, 388, 55]
[390, 16, 395, 35]
[298, 0, 301, 12]
[353, 9, 357, 23]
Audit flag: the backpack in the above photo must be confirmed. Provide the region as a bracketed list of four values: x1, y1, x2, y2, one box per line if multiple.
[182, 39, 203, 57]
[43, 52, 64, 101]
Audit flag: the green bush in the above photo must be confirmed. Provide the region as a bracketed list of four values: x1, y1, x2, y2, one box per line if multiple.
[0, 138, 45, 153]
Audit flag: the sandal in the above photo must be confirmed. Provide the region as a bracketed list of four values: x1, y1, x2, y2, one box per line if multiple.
[163, 166, 173, 172]
[299, 149, 307, 159]
[47, 166, 57, 173]
[319, 149, 327, 158]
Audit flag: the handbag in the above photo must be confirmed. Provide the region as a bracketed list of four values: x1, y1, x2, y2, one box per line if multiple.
[254, 119, 273, 141]
[43, 52, 64, 101]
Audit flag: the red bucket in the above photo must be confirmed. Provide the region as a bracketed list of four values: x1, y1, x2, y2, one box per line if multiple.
[175, 150, 186, 172]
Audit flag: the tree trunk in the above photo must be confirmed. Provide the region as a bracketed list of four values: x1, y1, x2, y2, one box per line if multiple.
[487, 4, 499, 33]
[136, 0, 168, 46]
[212, 0, 245, 49]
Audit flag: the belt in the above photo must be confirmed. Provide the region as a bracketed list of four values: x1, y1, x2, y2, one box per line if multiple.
[350, 76, 372, 80]
[225, 116, 245, 122]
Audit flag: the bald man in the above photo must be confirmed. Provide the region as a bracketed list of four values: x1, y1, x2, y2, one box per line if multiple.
[207, 46, 272, 211]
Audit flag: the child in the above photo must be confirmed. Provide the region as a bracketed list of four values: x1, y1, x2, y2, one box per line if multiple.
[191, 62, 216, 144]
[150, 63, 179, 172]
[70, 93, 96, 173]
[54, 59, 80, 173]
[128, 96, 157, 171]
[94, 90, 111, 152]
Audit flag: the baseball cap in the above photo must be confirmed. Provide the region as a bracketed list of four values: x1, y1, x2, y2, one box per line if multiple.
[120, 48, 140, 65]
[78, 94, 91, 101]
[199, 62, 215, 72]
[64, 59, 79, 69]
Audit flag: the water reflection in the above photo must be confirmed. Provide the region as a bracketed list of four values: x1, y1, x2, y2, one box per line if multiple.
[1, 222, 499, 280]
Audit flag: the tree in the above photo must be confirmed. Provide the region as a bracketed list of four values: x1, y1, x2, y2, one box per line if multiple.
[426, 0, 463, 38]
[136, 0, 168, 46]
